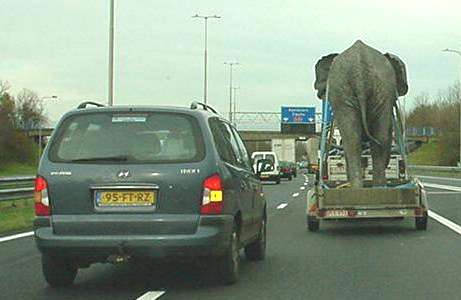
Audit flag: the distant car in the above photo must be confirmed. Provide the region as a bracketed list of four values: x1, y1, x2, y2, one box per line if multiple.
[298, 161, 309, 173]
[251, 151, 281, 184]
[308, 162, 319, 174]
[34, 101, 272, 287]
[279, 161, 296, 180]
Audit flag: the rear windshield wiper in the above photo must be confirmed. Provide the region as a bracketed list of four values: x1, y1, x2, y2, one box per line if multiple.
[71, 156, 129, 162]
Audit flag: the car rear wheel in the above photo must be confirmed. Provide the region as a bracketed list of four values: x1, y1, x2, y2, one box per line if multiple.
[276, 177, 281, 184]
[218, 224, 240, 285]
[244, 218, 266, 261]
[288, 175, 292, 181]
[42, 254, 78, 287]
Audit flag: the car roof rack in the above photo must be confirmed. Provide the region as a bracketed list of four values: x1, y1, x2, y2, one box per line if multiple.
[77, 101, 105, 109]
[190, 101, 219, 114]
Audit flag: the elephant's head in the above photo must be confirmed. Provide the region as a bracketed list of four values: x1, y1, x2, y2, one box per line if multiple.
[314, 53, 338, 99]
[384, 53, 408, 96]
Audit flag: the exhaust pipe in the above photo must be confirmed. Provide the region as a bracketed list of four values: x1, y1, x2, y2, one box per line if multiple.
[107, 242, 131, 264]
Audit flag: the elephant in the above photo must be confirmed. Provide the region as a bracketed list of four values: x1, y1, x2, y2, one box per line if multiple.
[314, 40, 408, 188]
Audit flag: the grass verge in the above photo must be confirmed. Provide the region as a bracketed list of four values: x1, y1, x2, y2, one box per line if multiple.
[0, 198, 34, 236]
[408, 139, 440, 166]
[0, 162, 36, 177]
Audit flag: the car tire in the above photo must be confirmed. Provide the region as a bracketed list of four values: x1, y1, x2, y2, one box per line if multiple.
[307, 215, 320, 232]
[42, 254, 78, 287]
[244, 217, 266, 261]
[276, 177, 281, 184]
[415, 212, 428, 231]
[218, 224, 240, 285]
[288, 175, 292, 181]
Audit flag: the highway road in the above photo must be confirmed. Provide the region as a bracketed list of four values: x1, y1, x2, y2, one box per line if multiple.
[0, 173, 460, 300]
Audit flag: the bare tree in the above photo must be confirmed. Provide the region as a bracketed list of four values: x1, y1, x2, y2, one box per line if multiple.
[0, 80, 11, 96]
[15, 89, 46, 130]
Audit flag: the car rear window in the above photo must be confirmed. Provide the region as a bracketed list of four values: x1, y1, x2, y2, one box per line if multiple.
[265, 154, 276, 163]
[252, 154, 263, 162]
[49, 112, 205, 163]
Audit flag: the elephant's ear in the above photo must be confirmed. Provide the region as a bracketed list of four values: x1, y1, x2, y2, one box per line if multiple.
[384, 53, 408, 96]
[314, 53, 338, 100]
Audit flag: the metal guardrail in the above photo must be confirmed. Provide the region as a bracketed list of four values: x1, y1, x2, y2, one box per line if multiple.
[0, 165, 459, 201]
[408, 165, 461, 172]
[0, 176, 35, 201]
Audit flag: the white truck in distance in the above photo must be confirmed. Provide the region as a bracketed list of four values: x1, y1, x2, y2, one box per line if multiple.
[271, 138, 295, 163]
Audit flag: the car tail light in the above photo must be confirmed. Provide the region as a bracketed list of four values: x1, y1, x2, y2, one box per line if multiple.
[34, 176, 50, 216]
[200, 174, 223, 214]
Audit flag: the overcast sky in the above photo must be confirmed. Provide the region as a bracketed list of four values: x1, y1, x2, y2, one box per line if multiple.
[1, 0, 460, 125]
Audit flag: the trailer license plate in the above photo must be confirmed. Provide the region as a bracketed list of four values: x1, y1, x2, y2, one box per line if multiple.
[326, 210, 348, 217]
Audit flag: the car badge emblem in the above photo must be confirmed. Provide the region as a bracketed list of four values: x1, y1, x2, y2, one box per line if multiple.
[117, 170, 131, 179]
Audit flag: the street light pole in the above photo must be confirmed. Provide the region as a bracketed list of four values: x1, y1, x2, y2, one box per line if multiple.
[224, 62, 239, 122]
[442, 48, 461, 167]
[232, 86, 239, 124]
[108, 0, 115, 106]
[192, 14, 221, 105]
[38, 96, 58, 162]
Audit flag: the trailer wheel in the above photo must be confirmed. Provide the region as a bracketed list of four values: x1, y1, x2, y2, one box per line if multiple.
[307, 215, 319, 232]
[415, 212, 428, 231]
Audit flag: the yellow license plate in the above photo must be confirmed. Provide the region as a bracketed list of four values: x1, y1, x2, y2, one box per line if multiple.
[96, 191, 156, 206]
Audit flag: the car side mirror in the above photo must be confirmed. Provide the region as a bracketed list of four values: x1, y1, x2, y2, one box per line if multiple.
[256, 159, 274, 175]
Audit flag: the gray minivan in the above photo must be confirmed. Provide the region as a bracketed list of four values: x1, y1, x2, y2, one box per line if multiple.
[34, 102, 271, 286]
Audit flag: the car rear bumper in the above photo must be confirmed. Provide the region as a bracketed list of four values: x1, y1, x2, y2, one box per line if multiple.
[259, 173, 280, 181]
[34, 215, 234, 260]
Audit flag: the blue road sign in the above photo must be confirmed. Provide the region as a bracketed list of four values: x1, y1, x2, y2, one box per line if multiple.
[281, 106, 315, 124]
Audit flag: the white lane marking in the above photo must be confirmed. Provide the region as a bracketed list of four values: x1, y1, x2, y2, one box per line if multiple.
[300, 186, 306, 190]
[304, 182, 308, 186]
[429, 210, 461, 235]
[136, 291, 165, 300]
[0, 231, 34, 244]
[276, 203, 288, 209]
[418, 175, 461, 182]
[292, 192, 300, 197]
[423, 183, 461, 192]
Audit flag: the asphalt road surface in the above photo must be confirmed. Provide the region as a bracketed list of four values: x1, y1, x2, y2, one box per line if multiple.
[0, 173, 460, 300]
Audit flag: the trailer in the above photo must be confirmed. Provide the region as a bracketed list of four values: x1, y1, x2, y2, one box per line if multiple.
[306, 100, 428, 231]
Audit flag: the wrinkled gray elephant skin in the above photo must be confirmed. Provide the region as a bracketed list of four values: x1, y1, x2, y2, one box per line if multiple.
[314, 40, 408, 188]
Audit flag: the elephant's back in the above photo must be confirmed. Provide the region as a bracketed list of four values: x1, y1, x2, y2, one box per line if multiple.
[330, 41, 396, 90]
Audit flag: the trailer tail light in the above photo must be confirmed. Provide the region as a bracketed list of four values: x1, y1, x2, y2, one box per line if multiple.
[399, 159, 406, 178]
[200, 174, 223, 214]
[34, 176, 50, 216]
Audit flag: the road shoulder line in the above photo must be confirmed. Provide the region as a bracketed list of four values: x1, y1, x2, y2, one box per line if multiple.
[423, 183, 461, 192]
[0, 231, 34, 243]
[429, 210, 461, 235]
